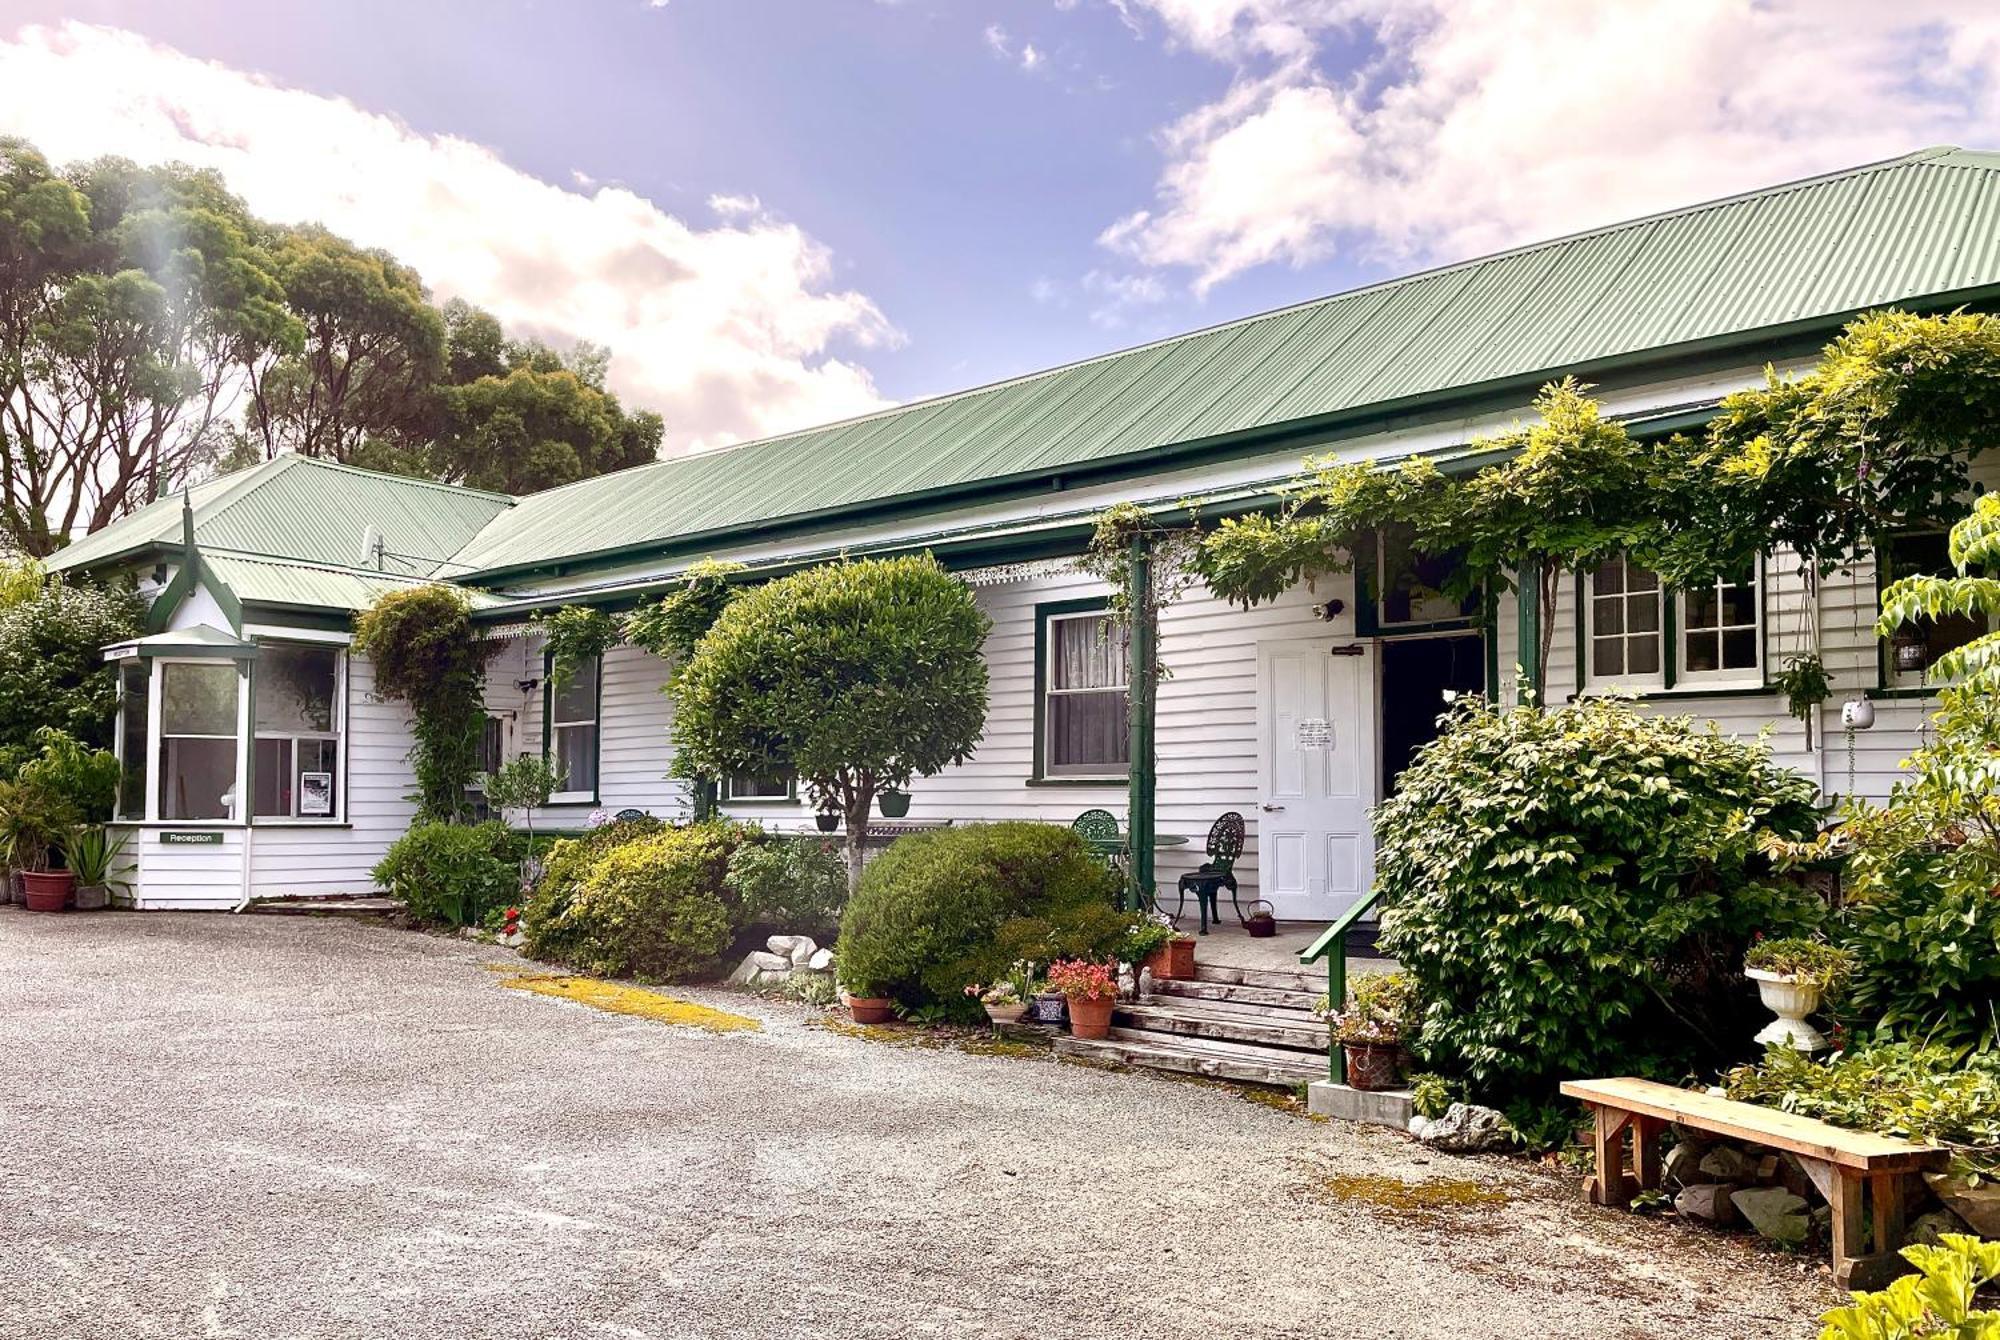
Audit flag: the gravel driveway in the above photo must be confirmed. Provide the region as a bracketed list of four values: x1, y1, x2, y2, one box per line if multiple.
[0, 911, 1838, 1339]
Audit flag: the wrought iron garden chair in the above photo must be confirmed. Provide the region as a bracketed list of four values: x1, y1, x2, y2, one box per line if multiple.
[1070, 808, 1123, 875]
[1174, 811, 1245, 935]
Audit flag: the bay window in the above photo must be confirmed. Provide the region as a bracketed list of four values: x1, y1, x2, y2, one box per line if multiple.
[158, 661, 242, 821]
[1038, 603, 1129, 780]
[252, 643, 344, 820]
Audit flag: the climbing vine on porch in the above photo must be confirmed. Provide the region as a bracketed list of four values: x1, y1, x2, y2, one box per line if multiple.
[536, 604, 618, 690]
[1078, 502, 1202, 676]
[354, 585, 498, 823]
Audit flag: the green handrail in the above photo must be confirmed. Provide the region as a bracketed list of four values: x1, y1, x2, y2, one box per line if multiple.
[1298, 888, 1385, 1081]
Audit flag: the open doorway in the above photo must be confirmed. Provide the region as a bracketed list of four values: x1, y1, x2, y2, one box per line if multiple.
[1379, 634, 1485, 798]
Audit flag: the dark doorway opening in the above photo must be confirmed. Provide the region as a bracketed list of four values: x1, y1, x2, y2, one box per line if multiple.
[1380, 634, 1485, 797]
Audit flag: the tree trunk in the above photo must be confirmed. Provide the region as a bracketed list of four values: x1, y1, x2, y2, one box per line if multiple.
[843, 781, 875, 898]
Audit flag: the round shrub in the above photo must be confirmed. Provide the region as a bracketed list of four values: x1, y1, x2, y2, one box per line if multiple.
[373, 821, 520, 926]
[521, 821, 740, 982]
[524, 814, 668, 938]
[1376, 697, 1824, 1100]
[835, 821, 1122, 1008]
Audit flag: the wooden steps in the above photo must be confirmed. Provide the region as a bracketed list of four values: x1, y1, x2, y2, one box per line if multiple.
[1056, 963, 1331, 1090]
[244, 895, 403, 918]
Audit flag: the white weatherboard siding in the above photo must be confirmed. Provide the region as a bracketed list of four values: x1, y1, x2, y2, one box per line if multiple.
[108, 827, 244, 910]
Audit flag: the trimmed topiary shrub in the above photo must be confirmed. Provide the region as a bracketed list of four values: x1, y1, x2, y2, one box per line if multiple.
[1376, 696, 1825, 1101]
[521, 821, 740, 981]
[373, 820, 519, 926]
[835, 821, 1122, 1010]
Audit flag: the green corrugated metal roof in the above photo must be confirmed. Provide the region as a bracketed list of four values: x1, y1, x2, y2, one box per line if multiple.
[201, 549, 513, 615]
[450, 145, 2000, 578]
[48, 455, 514, 576]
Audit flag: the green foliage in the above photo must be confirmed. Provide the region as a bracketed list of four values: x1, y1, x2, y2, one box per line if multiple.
[479, 754, 565, 816]
[536, 605, 617, 691]
[353, 585, 496, 822]
[672, 555, 990, 890]
[1375, 696, 1825, 1100]
[519, 823, 738, 982]
[1879, 493, 2000, 694]
[1818, 1235, 2000, 1340]
[623, 559, 746, 669]
[63, 825, 127, 891]
[1657, 309, 2000, 587]
[431, 364, 661, 494]
[1723, 1043, 2000, 1178]
[372, 820, 520, 927]
[520, 814, 668, 942]
[1772, 653, 1834, 727]
[0, 576, 143, 771]
[834, 822, 1121, 1008]
[1078, 503, 1202, 662]
[15, 726, 119, 824]
[1745, 936, 1856, 990]
[722, 833, 847, 936]
[1408, 1073, 1466, 1120]
[1501, 1097, 1586, 1155]
[1116, 915, 1176, 965]
[0, 557, 43, 610]
[1196, 379, 1653, 689]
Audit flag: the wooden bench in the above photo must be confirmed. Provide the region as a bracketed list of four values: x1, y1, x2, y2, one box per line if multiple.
[1561, 1077, 1950, 1288]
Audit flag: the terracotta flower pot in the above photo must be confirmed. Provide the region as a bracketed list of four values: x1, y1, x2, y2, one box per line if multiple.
[847, 995, 894, 1024]
[1067, 995, 1115, 1040]
[22, 870, 76, 913]
[1342, 1040, 1402, 1091]
[983, 1002, 1028, 1025]
[1146, 939, 1196, 981]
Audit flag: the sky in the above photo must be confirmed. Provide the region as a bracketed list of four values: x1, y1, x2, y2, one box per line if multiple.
[0, 1, 1997, 456]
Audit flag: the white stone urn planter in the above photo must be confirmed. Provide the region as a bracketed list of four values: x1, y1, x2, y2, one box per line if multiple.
[983, 1002, 1028, 1026]
[1746, 968, 1827, 1051]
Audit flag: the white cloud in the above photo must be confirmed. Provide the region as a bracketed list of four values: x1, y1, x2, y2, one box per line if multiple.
[1103, 0, 2000, 294]
[0, 21, 899, 455]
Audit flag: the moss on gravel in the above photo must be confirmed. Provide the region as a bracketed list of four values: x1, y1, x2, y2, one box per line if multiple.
[498, 972, 762, 1033]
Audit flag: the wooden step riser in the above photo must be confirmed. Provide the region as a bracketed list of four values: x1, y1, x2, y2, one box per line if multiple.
[1108, 1016, 1327, 1054]
[1190, 963, 1319, 994]
[1151, 978, 1323, 1011]
[1054, 1035, 1322, 1089]
[1135, 992, 1320, 1024]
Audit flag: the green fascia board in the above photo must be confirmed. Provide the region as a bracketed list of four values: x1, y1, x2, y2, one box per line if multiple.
[449, 148, 2000, 582]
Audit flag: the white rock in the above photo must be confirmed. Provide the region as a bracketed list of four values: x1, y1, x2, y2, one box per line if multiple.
[766, 935, 805, 957]
[806, 947, 835, 972]
[1414, 1103, 1511, 1153]
[1924, 1172, 2000, 1237]
[1732, 1187, 1809, 1246]
[787, 938, 820, 969]
[1675, 1183, 1738, 1225]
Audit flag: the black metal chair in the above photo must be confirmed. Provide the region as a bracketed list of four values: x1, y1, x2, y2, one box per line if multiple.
[1175, 811, 1245, 935]
[1070, 808, 1123, 876]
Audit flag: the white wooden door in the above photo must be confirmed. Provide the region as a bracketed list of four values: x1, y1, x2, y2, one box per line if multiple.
[1256, 639, 1376, 921]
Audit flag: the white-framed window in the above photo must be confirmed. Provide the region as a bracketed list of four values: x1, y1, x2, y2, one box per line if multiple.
[114, 660, 150, 822]
[157, 660, 244, 821]
[1040, 605, 1129, 779]
[1678, 565, 1762, 685]
[252, 643, 344, 820]
[1587, 555, 1664, 687]
[547, 655, 599, 801]
[722, 769, 794, 802]
[1584, 555, 1765, 692]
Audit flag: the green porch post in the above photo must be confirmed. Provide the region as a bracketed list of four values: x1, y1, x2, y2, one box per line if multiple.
[1516, 557, 1542, 706]
[1126, 534, 1155, 914]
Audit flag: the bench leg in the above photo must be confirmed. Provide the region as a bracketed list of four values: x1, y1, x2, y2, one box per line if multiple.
[1870, 1173, 1906, 1259]
[1830, 1171, 1867, 1288]
[1631, 1115, 1665, 1191]
[1588, 1107, 1635, 1207]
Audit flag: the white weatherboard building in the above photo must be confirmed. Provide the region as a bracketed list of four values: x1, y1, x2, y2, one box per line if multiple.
[47, 147, 2000, 916]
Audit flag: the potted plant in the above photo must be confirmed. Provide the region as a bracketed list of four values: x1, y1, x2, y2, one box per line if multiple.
[1119, 915, 1191, 983]
[1744, 935, 1853, 1051]
[877, 787, 911, 819]
[841, 975, 895, 1025]
[1322, 971, 1418, 1091]
[63, 826, 128, 911]
[968, 961, 1038, 1026]
[814, 805, 840, 834]
[1047, 958, 1119, 1040]
[0, 778, 76, 912]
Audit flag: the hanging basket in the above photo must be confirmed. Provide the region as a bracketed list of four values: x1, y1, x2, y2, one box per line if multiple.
[1242, 899, 1278, 938]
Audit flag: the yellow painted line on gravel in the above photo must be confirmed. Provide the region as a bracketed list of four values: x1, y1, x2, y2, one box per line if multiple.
[496, 972, 761, 1034]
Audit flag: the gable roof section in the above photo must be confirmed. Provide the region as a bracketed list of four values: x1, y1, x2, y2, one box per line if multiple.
[447, 146, 2000, 580]
[47, 455, 515, 577]
[199, 549, 513, 619]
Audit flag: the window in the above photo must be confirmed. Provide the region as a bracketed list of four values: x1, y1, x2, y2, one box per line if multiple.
[476, 715, 507, 778]
[158, 661, 241, 821]
[1588, 556, 1663, 684]
[1881, 532, 1986, 684]
[1040, 606, 1129, 779]
[115, 660, 149, 821]
[723, 769, 794, 802]
[1375, 523, 1480, 628]
[547, 655, 599, 799]
[1584, 555, 1765, 692]
[252, 644, 343, 820]
[1679, 567, 1761, 682]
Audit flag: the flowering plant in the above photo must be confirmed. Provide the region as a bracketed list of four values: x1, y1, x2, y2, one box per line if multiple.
[1046, 958, 1119, 1003]
[964, 959, 1042, 1006]
[1320, 971, 1418, 1046]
